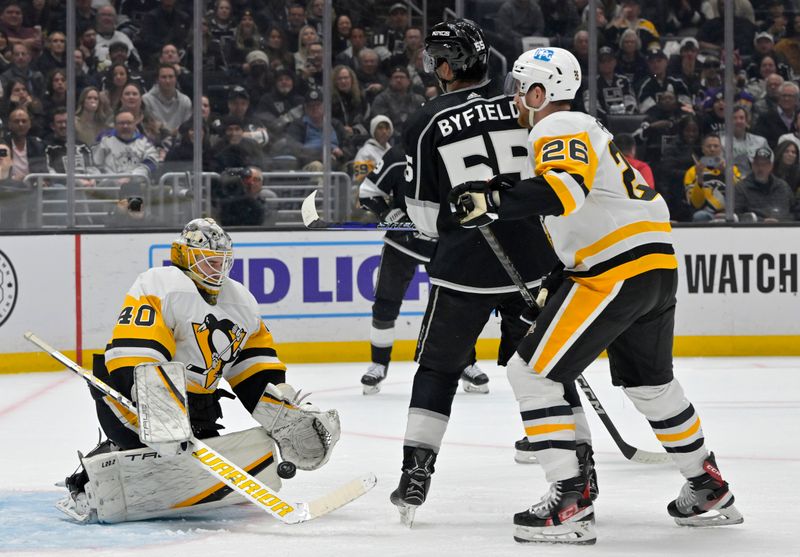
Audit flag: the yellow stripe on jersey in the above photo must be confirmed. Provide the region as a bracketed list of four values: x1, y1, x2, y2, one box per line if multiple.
[525, 423, 576, 436]
[227, 362, 287, 389]
[532, 283, 613, 374]
[656, 418, 702, 442]
[534, 131, 599, 191]
[543, 173, 578, 216]
[573, 253, 678, 289]
[106, 294, 176, 372]
[187, 382, 215, 395]
[574, 221, 673, 267]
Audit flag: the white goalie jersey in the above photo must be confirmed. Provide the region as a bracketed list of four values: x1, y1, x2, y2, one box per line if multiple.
[104, 266, 286, 397]
[522, 111, 677, 282]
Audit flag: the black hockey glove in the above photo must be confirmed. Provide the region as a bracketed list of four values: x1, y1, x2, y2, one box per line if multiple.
[448, 175, 517, 228]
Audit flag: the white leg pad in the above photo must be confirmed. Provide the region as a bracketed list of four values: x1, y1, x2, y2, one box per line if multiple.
[82, 427, 281, 523]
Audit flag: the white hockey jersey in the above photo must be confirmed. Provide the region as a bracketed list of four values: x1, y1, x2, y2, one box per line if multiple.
[522, 111, 677, 282]
[104, 266, 286, 396]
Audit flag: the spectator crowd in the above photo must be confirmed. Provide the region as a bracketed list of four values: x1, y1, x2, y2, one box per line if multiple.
[0, 0, 797, 228]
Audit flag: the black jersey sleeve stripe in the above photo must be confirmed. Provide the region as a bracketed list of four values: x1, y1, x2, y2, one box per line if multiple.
[567, 243, 675, 278]
[234, 347, 279, 363]
[110, 338, 173, 360]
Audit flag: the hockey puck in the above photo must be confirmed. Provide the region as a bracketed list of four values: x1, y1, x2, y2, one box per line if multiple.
[277, 461, 297, 479]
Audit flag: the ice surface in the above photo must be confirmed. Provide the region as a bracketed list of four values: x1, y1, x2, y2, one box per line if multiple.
[1, 357, 798, 556]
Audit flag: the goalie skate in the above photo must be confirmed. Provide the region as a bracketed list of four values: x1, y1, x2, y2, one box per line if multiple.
[668, 452, 743, 527]
[513, 475, 596, 545]
[460, 363, 489, 393]
[361, 363, 387, 395]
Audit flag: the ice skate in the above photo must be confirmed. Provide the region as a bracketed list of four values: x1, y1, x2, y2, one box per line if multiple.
[361, 363, 387, 395]
[460, 363, 489, 393]
[513, 475, 596, 545]
[576, 443, 599, 501]
[390, 447, 436, 527]
[668, 452, 743, 527]
[514, 436, 538, 464]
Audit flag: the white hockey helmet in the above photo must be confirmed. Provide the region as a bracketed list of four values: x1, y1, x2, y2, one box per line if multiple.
[170, 218, 234, 302]
[509, 47, 582, 110]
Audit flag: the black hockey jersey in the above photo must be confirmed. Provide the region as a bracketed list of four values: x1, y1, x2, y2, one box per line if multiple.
[359, 145, 436, 261]
[402, 81, 557, 292]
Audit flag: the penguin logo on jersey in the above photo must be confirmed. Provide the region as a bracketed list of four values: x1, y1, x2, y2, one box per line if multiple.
[0, 250, 18, 328]
[187, 314, 245, 388]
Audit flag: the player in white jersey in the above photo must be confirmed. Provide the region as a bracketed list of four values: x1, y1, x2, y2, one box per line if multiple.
[450, 48, 743, 544]
[59, 218, 340, 523]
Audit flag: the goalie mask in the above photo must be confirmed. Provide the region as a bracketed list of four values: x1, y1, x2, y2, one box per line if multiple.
[423, 19, 488, 89]
[170, 218, 233, 303]
[507, 47, 582, 119]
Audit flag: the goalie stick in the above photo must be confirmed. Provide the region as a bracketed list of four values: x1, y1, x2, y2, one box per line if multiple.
[302, 190, 417, 230]
[475, 226, 671, 465]
[23, 331, 377, 523]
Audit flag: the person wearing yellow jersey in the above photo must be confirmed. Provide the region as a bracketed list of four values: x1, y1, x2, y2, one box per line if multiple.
[450, 47, 742, 544]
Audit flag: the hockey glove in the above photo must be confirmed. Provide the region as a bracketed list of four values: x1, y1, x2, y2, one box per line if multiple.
[449, 175, 516, 228]
[381, 207, 408, 223]
[252, 383, 341, 471]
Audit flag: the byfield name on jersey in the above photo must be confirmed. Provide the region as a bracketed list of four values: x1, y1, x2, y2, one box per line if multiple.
[437, 97, 519, 137]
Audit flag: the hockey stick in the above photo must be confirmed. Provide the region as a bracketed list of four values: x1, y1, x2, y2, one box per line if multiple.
[302, 190, 417, 230]
[475, 227, 671, 465]
[23, 331, 377, 523]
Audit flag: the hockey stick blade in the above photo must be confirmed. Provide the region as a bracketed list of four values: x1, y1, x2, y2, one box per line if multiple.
[301, 190, 417, 231]
[24, 332, 377, 523]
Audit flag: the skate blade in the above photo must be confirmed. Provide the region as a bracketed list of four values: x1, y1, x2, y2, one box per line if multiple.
[394, 501, 418, 528]
[461, 379, 489, 394]
[675, 504, 744, 527]
[362, 384, 382, 395]
[514, 450, 538, 464]
[514, 519, 597, 545]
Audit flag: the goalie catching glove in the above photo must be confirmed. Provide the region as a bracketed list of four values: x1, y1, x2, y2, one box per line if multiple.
[448, 174, 516, 227]
[252, 383, 341, 470]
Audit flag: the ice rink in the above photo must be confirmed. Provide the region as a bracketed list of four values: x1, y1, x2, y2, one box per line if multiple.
[1, 357, 798, 557]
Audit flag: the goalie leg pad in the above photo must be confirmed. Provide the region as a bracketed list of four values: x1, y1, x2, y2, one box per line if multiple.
[79, 427, 280, 523]
[134, 362, 192, 456]
[252, 383, 341, 471]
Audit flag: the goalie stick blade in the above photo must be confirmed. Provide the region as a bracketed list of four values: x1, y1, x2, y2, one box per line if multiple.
[289, 473, 377, 523]
[301, 191, 417, 231]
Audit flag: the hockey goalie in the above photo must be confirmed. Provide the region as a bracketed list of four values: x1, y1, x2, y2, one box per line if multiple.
[58, 218, 341, 523]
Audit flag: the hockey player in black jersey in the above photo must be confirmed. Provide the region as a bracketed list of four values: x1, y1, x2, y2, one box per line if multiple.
[389, 19, 580, 526]
[358, 145, 488, 395]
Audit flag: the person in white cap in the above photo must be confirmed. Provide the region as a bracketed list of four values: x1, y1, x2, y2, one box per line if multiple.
[352, 115, 393, 184]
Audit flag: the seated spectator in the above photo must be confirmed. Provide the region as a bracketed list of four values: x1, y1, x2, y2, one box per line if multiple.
[5, 106, 46, 180]
[1, 78, 45, 135]
[93, 109, 159, 184]
[75, 86, 111, 146]
[113, 82, 172, 157]
[494, 0, 545, 57]
[294, 24, 320, 73]
[760, 1, 787, 41]
[0, 1, 42, 55]
[356, 48, 387, 102]
[332, 14, 353, 58]
[335, 25, 367, 71]
[352, 115, 392, 184]
[227, 8, 267, 72]
[0, 141, 33, 228]
[371, 2, 411, 60]
[240, 50, 272, 102]
[279, 88, 348, 169]
[635, 89, 686, 166]
[264, 25, 295, 73]
[694, 55, 723, 108]
[777, 110, 800, 150]
[44, 108, 96, 176]
[35, 31, 67, 77]
[147, 43, 193, 97]
[699, 89, 726, 135]
[386, 26, 423, 72]
[371, 66, 425, 142]
[667, 37, 702, 100]
[42, 68, 67, 116]
[256, 69, 304, 131]
[138, 0, 191, 65]
[753, 81, 799, 147]
[99, 41, 145, 82]
[221, 85, 269, 147]
[99, 62, 137, 110]
[94, 5, 142, 71]
[206, 0, 236, 44]
[305, 0, 325, 37]
[605, 0, 660, 52]
[584, 46, 638, 116]
[660, 115, 702, 220]
[616, 29, 649, 89]
[746, 32, 792, 81]
[210, 115, 265, 172]
[774, 15, 800, 75]
[142, 64, 192, 136]
[283, 3, 307, 54]
[637, 48, 691, 113]
[162, 120, 213, 173]
[734, 147, 797, 221]
[698, 0, 756, 56]
[721, 106, 768, 172]
[297, 40, 324, 90]
[572, 30, 590, 75]
[684, 133, 742, 221]
[615, 132, 654, 186]
[185, 18, 228, 84]
[1, 42, 44, 99]
[77, 25, 99, 75]
[212, 166, 274, 227]
[772, 140, 800, 194]
[332, 64, 370, 139]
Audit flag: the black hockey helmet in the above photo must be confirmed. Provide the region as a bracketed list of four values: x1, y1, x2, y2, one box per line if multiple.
[424, 19, 488, 84]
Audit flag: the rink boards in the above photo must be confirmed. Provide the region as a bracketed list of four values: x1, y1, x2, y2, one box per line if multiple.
[1, 227, 798, 372]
